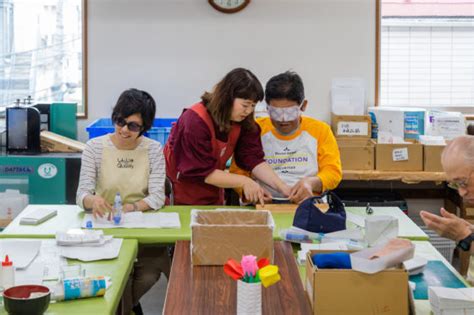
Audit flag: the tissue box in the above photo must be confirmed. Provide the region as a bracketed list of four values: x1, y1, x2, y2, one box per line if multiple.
[424, 145, 445, 172]
[376, 143, 423, 171]
[190, 210, 274, 265]
[337, 138, 375, 170]
[305, 249, 410, 315]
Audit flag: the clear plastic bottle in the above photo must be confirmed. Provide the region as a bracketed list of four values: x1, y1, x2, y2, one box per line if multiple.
[50, 276, 108, 301]
[1, 255, 15, 289]
[113, 192, 122, 225]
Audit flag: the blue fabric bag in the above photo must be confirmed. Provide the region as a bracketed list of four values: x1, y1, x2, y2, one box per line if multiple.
[292, 191, 346, 233]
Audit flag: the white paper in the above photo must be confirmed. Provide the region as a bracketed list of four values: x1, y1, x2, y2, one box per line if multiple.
[337, 121, 369, 137]
[403, 256, 428, 275]
[364, 215, 399, 246]
[0, 239, 41, 269]
[15, 262, 45, 285]
[350, 241, 415, 274]
[59, 238, 123, 262]
[346, 212, 366, 227]
[331, 78, 366, 115]
[392, 148, 409, 162]
[81, 212, 181, 229]
[429, 287, 474, 310]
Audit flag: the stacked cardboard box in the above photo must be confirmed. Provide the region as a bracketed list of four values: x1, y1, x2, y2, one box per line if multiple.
[332, 114, 375, 171]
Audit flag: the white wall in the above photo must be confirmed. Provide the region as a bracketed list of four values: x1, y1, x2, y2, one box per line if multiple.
[79, 0, 376, 141]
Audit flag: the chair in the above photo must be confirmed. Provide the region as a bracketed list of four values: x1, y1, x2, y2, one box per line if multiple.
[165, 176, 174, 206]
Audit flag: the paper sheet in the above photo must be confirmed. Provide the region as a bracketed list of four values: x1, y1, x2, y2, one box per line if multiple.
[81, 212, 181, 229]
[59, 238, 123, 262]
[0, 239, 41, 269]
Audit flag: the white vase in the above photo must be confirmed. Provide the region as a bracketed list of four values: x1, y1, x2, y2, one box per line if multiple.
[236, 280, 262, 315]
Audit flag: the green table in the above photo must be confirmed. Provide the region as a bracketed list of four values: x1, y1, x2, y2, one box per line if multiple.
[1, 205, 427, 243]
[0, 239, 138, 315]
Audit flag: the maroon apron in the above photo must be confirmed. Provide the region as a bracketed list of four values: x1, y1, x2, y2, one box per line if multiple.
[164, 103, 241, 205]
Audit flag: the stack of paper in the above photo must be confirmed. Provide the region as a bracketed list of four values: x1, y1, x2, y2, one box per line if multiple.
[56, 230, 112, 246]
[429, 287, 474, 315]
[81, 212, 181, 229]
[331, 78, 366, 115]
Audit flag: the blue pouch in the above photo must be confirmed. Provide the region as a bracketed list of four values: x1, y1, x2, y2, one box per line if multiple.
[292, 191, 346, 233]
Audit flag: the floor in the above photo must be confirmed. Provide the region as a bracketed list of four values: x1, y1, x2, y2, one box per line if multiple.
[141, 276, 167, 314]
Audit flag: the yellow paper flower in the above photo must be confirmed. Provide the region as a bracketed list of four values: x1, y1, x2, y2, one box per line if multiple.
[259, 265, 281, 288]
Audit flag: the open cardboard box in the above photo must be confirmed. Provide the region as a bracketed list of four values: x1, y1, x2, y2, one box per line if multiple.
[424, 144, 445, 172]
[331, 114, 372, 138]
[190, 209, 274, 265]
[305, 249, 412, 315]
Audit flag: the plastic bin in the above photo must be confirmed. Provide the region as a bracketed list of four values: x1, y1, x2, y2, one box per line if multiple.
[334, 190, 408, 214]
[86, 118, 177, 145]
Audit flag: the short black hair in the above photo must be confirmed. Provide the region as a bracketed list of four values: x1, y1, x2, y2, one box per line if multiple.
[265, 71, 305, 105]
[111, 88, 156, 135]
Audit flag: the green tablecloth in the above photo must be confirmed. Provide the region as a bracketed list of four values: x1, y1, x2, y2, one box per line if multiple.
[1, 205, 427, 243]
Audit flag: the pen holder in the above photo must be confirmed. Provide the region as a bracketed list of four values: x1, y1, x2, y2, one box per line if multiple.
[236, 280, 262, 315]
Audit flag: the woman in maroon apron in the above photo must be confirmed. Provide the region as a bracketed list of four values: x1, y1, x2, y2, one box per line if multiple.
[164, 68, 290, 205]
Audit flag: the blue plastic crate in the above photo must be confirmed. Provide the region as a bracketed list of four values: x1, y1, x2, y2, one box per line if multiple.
[86, 118, 177, 145]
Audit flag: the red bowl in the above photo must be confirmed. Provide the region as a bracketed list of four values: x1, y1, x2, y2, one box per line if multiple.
[3, 285, 51, 315]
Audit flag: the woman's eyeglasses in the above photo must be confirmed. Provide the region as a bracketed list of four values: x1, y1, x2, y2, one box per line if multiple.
[115, 117, 143, 132]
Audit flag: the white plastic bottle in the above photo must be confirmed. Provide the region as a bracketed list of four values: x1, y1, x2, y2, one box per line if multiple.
[113, 192, 122, 225]
[2, 255, 15, 289]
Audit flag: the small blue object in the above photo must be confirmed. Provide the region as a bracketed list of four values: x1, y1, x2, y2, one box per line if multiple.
[113, 215, 121, 225]
[312, 252, 352, 269]
[285, 233, 309, 241]
[86, 220, 93, 229]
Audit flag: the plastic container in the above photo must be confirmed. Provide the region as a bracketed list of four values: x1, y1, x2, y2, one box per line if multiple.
[2, 255, 15, 289]
[52, 276, 107, 301]
[86, 118, 177, 145]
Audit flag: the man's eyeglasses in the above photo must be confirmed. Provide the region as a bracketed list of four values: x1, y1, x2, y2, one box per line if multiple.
[447, 171, 473, 191]
[115, 117, 143, 132]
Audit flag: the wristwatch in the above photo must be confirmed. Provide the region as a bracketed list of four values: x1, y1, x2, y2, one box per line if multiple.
[457, 233, 474, 251]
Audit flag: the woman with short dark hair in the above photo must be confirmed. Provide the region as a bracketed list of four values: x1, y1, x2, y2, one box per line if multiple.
[164, 68, 290, 205]
[76, 88, 169, 314]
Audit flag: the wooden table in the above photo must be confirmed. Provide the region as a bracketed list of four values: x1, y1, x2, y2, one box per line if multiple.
[164, 241, 312, 315]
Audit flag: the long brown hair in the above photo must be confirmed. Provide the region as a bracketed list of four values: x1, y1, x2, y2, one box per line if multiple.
[201, 68, 264, 133]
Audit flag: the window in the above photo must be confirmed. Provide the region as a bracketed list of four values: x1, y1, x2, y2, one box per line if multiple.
[378, 0, 474, 109]
[0, 0, 87, 117]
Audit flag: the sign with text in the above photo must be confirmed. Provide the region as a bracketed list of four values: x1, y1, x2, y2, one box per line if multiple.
[337, 122, 369, 136]
[392, 148, 409, 162]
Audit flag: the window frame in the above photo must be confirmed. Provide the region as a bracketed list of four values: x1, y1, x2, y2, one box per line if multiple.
[375, 0, 474, 116]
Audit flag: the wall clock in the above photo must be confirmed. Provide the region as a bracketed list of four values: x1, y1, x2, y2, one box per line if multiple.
[208, 0, 250, 14]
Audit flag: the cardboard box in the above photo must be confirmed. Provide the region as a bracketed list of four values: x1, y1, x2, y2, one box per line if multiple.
[331, 114, 371, 138]
[337, 139, 375, 170]
[424, 145, 445, 172]
[376, 143, 423, 171]
[190, 210, 274, 265]
[305, 250, 409, 315]
[40, 131, 85, 153]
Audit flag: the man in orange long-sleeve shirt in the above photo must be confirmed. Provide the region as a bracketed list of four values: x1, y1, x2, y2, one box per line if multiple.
[230, 71, 342, 204]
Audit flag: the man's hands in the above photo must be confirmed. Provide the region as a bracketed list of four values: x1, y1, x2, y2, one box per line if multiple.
[420, 208, 472, 242]
[289, 177, 322, 204]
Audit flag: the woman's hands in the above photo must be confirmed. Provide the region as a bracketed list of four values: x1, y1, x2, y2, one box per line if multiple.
[242, 178, 270, 206]
[90, 196, 113, 219]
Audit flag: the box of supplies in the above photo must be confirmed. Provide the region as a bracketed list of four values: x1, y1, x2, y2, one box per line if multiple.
[190, 210, 274, 265]
[331, 114, 372, 138]
[337, 138, 375, 170]
[305, 250, 410, 315]
[423, 145, 445, 172]
[376, 143, 423, 171]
